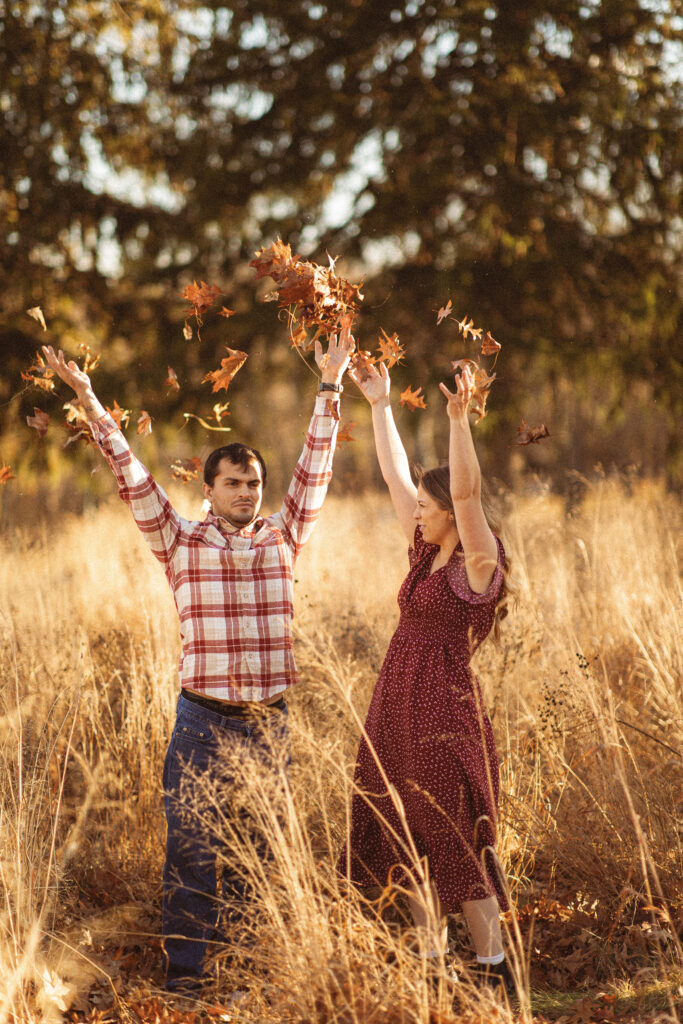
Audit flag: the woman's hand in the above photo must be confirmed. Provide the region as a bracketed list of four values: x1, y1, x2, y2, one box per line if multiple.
[439, 364, 474, 420]
[315, 320, 355, 385]
[348, 360, 391, 407]
[42, 345, 93, 398]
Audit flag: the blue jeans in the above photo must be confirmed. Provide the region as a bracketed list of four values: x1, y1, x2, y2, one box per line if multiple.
[162, 693, 290, 991]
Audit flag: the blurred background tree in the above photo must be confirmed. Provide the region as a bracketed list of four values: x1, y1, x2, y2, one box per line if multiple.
[1, 0, 681, 498]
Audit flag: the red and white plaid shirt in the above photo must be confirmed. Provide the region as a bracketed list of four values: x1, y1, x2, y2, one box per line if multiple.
[90, 394, 340, 701]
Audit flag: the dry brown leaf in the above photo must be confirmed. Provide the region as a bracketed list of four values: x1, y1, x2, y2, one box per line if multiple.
[26, 306, 47, 331]
[202, 347, 248, 393]
[437, 299, 452, 325]
[337, 421, 357, 444]
[451, 358, 496, 424]
[511, 418, 550, 446]
[171, 457, 202, 483]
[27, 407, 50, 437]
[107, 400, 131, 429]
[165, 366, 180, 391]
[400, 385, 427, 411]
[455, 314, 482, 342]
[77, 344, 100, 374]
[137, 410, 152, 436]
[183, 319, 193, 341]
[21, 351, 55, 392]
[63, 400, 89, 426]
[183, 280, 222, 319]
[218, 306, 236, 319]
[0, 465, 14, 485]
[375, 328, 405, 368]
[349, 349, 375, 383]
[481, 331, 501, 357]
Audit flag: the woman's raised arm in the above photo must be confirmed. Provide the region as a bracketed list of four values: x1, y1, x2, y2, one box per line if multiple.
[348, 361, 416, 543]
[439, 367, 498, 593]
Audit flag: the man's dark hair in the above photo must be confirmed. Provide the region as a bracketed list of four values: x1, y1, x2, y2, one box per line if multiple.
[203, 443, 267, 488]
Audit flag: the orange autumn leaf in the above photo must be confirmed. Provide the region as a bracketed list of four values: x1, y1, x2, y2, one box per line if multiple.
[481, 331, 501, 357]
[337, 421, 357, 444]
[183, 319, 193, 341]
[21, 351, 55, 392]
[202, 347, 248, 393]
[27, 407, 50, 437]
[455, 314, 482, 342]
[0, 465, 14, 485]
[511, 419, 551, 446]
[375, 328, 405, 368]
[400, 385, 427, 411]
[250, 238, 363, 334]
[107, 400, 131, 429]
[165, 366, 180, 391]
[451, 358, 496, 424]
[350, 349, 375, 383]
[77, 343, 100, 374]
[437, 299, 452, 325]
[63, 424, 95, 449]
[218, 306, 236, 319]
[289, 319, 311, 351]
[26, 306, 47, 331]
[63, 400, 89, 426]
[182, 280, 222, 319]
[171, 456, 202, 483]
[137, 410, 153, 436]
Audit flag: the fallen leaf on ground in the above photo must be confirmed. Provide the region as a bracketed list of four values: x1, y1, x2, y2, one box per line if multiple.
[27, 408, 50, 437]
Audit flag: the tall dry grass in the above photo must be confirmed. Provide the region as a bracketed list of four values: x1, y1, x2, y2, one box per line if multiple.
[0, 477, 680, 1022]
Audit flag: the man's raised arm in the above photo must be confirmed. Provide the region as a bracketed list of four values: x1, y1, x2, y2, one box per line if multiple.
[276, 325, 354, 557]
[42, 346, 182, 568]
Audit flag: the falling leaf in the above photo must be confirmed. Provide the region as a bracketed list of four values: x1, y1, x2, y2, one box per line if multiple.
[455, 314, 482, 342]
[183, 412, 232, 432]
[289, 319, 312, 351]
[63, 400, 89, 426]
[400, 385, 427, 411]
[481, 331, 501, 357]
[250, 238, 363, 334]
[0, 465, 14, 485]
[62, 425, 95, 448]
[137, 410, 152, 436]
[183, 319, 193, 341]
[171, 456, 202, 482]
[77, 343, 100, 374]
[350, 349, 375, 383]
[182, 280, 222, 319]
[183, 402, 231, 432]
[451, 358, 496, 423]
[21, 351, 55, 392]
[511, 419, 551, 446]
[437, 299, 452, 325]
[337, 421, 357, 444]
[27, 408, 50, 437]
[26, 306, 47, 331]
[212, 401, 230, 423]
[375, 328, 405, 368]
[165, 366, 180, 391]
[106, 400, 131, 429]
[202, 347, 248, 393]
[218, 306, 236, 319]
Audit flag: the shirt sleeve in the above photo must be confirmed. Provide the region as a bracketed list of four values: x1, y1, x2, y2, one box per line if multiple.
[89, 413, 182, 567]
[276, 393, 340, 558]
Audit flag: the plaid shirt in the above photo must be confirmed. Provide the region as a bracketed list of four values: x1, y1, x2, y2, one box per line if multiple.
[90, 394, 340, 701]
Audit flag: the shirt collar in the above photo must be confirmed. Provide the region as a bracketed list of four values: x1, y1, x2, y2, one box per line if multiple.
[205, 509, 265, 538]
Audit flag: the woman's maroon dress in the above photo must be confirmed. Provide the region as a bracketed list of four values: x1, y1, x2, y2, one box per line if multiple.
[342, 526, 508, 912]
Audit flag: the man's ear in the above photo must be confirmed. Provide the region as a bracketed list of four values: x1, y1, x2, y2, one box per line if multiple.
[202, 482, 212, 502]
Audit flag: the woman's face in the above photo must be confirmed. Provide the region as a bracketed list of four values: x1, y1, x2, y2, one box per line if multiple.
[414, 485, 457, 546]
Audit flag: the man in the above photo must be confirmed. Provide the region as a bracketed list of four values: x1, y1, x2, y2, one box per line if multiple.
[43, 327, 353, 992]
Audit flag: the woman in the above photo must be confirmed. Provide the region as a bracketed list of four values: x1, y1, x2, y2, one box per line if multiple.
[341, 358, 513, 993]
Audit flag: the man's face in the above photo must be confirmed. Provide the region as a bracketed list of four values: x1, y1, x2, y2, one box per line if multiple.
[202, 457, 263, 527]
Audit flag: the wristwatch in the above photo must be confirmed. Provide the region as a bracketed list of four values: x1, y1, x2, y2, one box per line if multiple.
[318, 381, 343, 393]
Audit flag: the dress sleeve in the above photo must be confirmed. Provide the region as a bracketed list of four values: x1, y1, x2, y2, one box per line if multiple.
[408, 524, 429, 568]
[446, 536, 505, 605]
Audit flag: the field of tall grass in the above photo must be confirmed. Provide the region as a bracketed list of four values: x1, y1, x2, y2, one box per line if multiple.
[0, 477, 681, 1023]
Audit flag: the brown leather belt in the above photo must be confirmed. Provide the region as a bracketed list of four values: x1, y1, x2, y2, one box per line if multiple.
[181, 689, 286, 718]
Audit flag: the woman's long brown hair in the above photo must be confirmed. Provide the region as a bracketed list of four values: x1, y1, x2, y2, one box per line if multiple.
[416, 464, 514, 641]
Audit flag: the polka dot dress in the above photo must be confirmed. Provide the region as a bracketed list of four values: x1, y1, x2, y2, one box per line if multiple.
[341, 526, 509, 913]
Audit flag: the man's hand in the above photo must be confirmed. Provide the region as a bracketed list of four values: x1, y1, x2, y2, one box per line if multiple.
[42, 345, 106, 422]
[315, 321, 355, 386]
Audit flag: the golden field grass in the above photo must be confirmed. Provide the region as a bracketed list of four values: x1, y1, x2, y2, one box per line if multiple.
[0, 477, 681, 1023]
